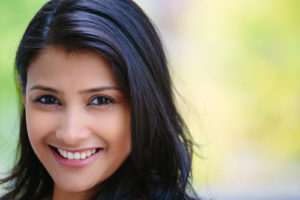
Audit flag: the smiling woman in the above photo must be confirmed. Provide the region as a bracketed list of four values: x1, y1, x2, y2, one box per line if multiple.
[0, 0, 199, 200]
[25, 47, 131, 199]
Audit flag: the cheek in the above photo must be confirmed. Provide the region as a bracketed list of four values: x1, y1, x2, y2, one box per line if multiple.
[25, 108, 57, 148]
[96, 106, 131, 152]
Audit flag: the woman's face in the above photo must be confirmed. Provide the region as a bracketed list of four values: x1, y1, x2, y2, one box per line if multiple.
[24, 46, 131, 198]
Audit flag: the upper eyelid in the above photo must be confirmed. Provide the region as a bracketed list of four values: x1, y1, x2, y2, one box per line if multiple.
[33, 95, 60, 104]
[33, 94, 115, 105]
[88, 95, 114, 104]
[96, 95, 113, 100]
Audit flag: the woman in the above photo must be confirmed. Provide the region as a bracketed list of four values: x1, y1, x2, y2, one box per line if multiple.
[0, 0, 199, 199]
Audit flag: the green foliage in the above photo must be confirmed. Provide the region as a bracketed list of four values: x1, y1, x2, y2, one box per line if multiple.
[0, 0, 48, 173]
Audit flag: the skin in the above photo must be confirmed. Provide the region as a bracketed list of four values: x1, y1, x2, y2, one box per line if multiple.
[23, 46, 131, 200]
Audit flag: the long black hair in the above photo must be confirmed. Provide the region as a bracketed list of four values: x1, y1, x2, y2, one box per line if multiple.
[0, 0, 199, 199]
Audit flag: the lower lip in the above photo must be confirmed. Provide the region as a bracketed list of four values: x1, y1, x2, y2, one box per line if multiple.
[50, 147, 102, 168]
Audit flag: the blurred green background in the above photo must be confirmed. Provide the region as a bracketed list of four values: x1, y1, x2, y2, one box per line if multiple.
[1, 0, 300, 199]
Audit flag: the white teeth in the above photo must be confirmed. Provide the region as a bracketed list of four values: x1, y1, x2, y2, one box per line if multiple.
[74, 153, 80, 160]
[67, 152, 74, 160]
[56, 148, 98, 160]
[80, 152, 86, 160]
[63, 151, 67, 158]
[86, 151, 91, 157]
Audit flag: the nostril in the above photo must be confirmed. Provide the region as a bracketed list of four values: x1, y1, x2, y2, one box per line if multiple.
[55, 126, 91, 145]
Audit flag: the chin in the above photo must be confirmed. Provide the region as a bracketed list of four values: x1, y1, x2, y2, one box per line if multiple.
[54, 177, 97, 195]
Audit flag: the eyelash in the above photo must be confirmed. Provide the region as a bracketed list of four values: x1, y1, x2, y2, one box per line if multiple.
[88, 96, 114, 106]
[35, 95, 60, 105]
[34, 95, 114, 106]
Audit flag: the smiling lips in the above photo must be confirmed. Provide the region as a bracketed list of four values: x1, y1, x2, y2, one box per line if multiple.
[49, 145, 102, 161]
[57, 148, 98, 160]
[49, 145, 103, 168]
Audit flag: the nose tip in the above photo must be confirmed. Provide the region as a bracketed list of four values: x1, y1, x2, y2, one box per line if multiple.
[56, 111, 90, 145]
[56, 129, 88, 145]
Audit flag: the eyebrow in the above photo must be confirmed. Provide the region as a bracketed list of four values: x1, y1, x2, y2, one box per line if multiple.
[79, 86, 121, 94]
[30, 85, 121, 94]
[30, 85, 59, 93]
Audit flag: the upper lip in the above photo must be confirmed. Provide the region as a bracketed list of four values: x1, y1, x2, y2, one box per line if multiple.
[49, 145, 103, 153]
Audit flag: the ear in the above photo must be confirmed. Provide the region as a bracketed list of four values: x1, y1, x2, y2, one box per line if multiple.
[18, 75, 26, 106]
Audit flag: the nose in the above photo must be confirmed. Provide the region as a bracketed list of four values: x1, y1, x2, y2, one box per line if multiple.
[56, 106, 90, 146]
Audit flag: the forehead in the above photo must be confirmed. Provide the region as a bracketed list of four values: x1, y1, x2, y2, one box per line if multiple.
[29, 46, 110, 72]
[26, 46, 118, 90]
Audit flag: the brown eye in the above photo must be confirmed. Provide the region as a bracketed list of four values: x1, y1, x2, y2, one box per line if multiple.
[36, 95, 60, 105]
[89, 96, 113, 106]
